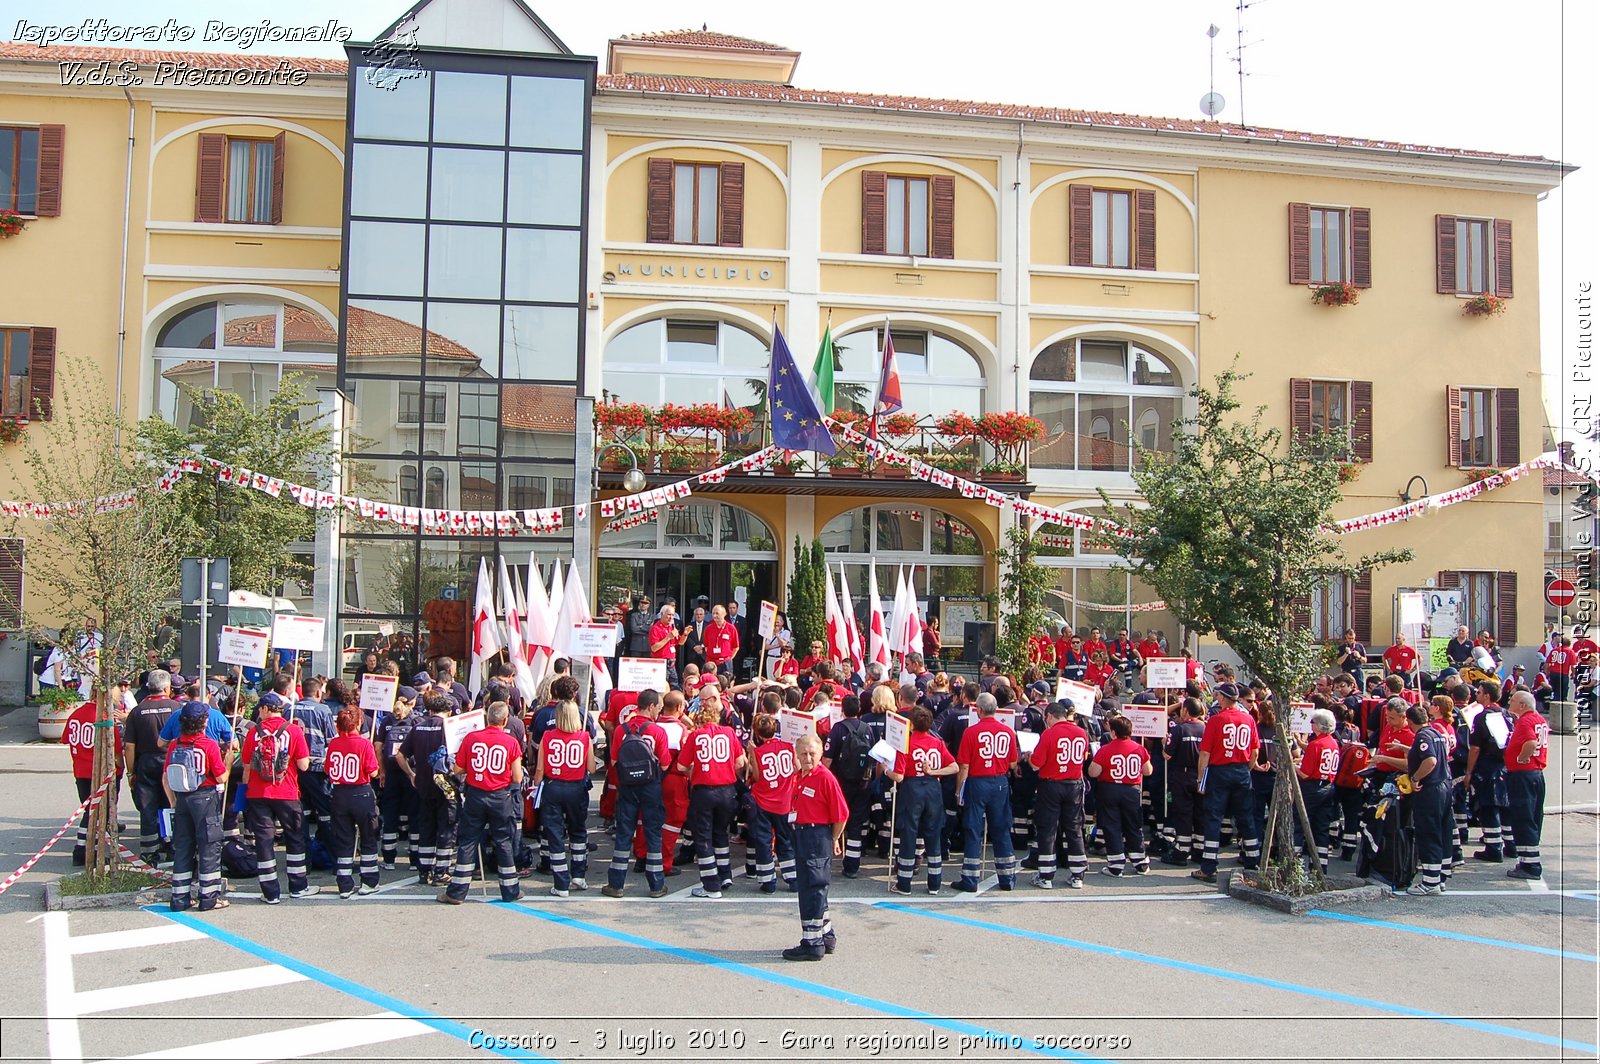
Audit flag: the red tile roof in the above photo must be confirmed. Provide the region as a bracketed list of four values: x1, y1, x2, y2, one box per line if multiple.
[0, 41, 346, 73]
[616, 29, 790, 52]
[1544, 468, 1595, 488]
[502, 383, 576, 433]
[346, 306, 476, 362]
[0, 41, 1561, 166]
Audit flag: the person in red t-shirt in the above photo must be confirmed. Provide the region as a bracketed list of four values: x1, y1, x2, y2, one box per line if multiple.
[798, 639, 826, 678]
[239, 693, 314, 903]
[605, 690, 672, 899]
[1026, 628, 1056, 669]
[771, 644, 801, 683]
[748, 714, 798, 894]
[1137, 633, 1163, 668]
[1296, 708, 1341, 872]
[1089, 715, 1152, 877]
[1080, 628, 1108, 662]
[62, 698, 123, 866]
[532, 699, 594, 897]
[1371, 699, 1416, 772]
[1543, 634, 1576, 702]
[1193, 682, 1261, 880]
[954, 693, 1020, 891]
[439, 701, 525, 904]
[678, 692, 747, 898]
[1381, 633, 1419, 683]
[1027, 701, 1090, 888]
[884, 707, 957, 895]
[703, 605, 740, 677]
[325, 706, 384, 899]
[1504, 690, 1548, 880]
[1084, 651, 1115, 693]
[784, 732, 848, 961]
[161, 703, 228, 912]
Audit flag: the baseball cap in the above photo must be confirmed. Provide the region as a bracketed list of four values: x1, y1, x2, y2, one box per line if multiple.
[179, 702, 208, 723]
[1214, 681, 1245, 702]
[1027, 680, 1052, 699]
[397, 685, 419, 701]
[169, 674, 188, 688]
[411, 671, 434, 686]
[258, 691, 288, 709]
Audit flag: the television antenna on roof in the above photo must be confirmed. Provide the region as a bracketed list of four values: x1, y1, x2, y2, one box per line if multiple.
[1199, 24, 1226, 118]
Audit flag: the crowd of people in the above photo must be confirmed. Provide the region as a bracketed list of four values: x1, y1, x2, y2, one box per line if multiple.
[61, 606, 1562, 959]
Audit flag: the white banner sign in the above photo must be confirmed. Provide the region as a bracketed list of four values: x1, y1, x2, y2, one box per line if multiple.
[271, 614, 327, 652]
[1124, 706, 1167, 739]
[1055, 678, 1100, 713]
[442, 708, 485, 759]
[1289, 701, 1315, 736]
[1144, 658, 1187, 690]
[359, 674, 399, 716]
[617, 656, 669, 693]
[757, 600, 778, 640]
[778, 707, 816, 744]
[566, 622, 618, 658]
[216, 625, 270, 669]
[886, 710, 911, 754]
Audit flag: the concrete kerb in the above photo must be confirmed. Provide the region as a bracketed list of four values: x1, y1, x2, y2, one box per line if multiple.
[42, 879, 168, 912]
[1222, 869, 1387, 915]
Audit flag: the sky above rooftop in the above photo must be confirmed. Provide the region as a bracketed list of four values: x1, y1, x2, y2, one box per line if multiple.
[12, 0, 1593, 440]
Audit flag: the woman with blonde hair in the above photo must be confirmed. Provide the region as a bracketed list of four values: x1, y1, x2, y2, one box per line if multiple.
[677, 685, 747, 898]
[532, 699, 596, 897]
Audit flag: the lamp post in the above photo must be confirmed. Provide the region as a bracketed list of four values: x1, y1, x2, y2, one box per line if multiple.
[1399, 475, 1430, 503]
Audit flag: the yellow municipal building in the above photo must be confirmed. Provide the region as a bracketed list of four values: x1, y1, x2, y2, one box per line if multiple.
[0, 0, 1571, 690]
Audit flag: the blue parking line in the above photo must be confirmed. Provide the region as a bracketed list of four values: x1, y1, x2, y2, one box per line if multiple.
[879, 903, 1596, 1055]
[146, 906, 561, 1063]
[1308, 908, 1597, 962]
[493, 902, 1119, 1063]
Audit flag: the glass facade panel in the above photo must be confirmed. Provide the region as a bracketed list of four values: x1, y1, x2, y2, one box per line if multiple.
[505, 228, 580, 302]
[507, 152, 582, 226]
[427, 225, 503, 300]
[348, 221, 426, 296]
[432, 72, 507, 145]
[430, 147, 505, 222]
[501, 384, 576, 459]
[219, 303, 278, 348]
[350, 143, 427, 218]
[346, 300, 424, 376]
[876, 507, 925, 553]
[346, 379, 422, 455]
[353, 70, 431, 141]
[503, 305, 579, 380]
[1031, 392, 1076, 469]
[424, 302, 499, 378]
[509, 76, 586, 149]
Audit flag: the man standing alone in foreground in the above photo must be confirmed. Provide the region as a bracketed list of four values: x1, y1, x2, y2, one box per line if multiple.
[785, 733, 846, 961]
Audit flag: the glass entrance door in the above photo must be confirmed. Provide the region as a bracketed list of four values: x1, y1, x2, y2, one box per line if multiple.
[650, 561, 715, 617]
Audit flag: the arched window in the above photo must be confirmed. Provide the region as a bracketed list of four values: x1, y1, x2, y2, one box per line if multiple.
[1032, 509, 1179, 649]
[819, 505, 985, 602]
[831, 327, 985, 416]
[602, 318, 768, 411]
[1029, 338, 1184, 472]
[153, 299, 337, 429]
[423, 466, 446, 508]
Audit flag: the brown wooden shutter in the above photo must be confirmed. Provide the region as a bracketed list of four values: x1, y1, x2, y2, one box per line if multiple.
[1352, 570, 1373, 646]
[1350, 380, 1374, 463]
[645, 158, 673, 243]
[1496, 571, 1518, 645]
[1349, 207, 1372, 289]
[1493, 218, 1513, 297]
[1435, 570, 1460, 590]
[861, 170, 887, 255]
[1287, 202, 1311, 284]
[1495, 387, 1520, 465]
[1290, 594, 1311, 632]
[1435, 214, 1457, 294]
[1290, 378, 1312, 442]
[195, 133, 226, 223]
[930, 175, 955, 260]
[35, 124, 64, 217]
[1068, 184, 1093, 267]
[269, 131, 285, 225]
[716, 162, 744, 247]
[0, 539, 21, 630]
[28, 326, 55, 421]
[1133, 189, 1156, 270]
[1446, 385, 1462, 467]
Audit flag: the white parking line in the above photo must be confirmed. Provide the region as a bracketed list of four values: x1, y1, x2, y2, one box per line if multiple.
[71, 964, 304, 1015]
[67, 925, 206, 955]
[86, 1012, 430, 1064]
[42, 912, 81, 1064]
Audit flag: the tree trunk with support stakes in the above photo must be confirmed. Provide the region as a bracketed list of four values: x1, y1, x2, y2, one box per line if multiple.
[1261, 714, 1324, 894]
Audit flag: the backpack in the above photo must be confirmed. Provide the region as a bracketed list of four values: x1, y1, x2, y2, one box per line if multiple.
[221, 838, 256, 878]
[616, 720, 661, 786]
[165, 743, 206, 793]
[251, 722, 294, 784]
[832, 719, 873, 782]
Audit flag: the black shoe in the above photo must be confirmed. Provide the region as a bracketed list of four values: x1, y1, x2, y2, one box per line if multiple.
[1190, 869, 1217, 883]
[1471, 849, 1504, 863]
[1019, 855, 1038, 870]
[822, 931, 836, 954]
[1160, 853, 1189, 866]
[633, 858, 646, 873]
[1339, 848, 1356, 862]
[666, 867, 682, 877]
[759, 881, 777, 894]
[841, 869, 859, 879]
[782, 943, 824, 962]
[1507, 866, 1543, 881]
[953, 879, 979, 893]
[997, 879, 1014, 891]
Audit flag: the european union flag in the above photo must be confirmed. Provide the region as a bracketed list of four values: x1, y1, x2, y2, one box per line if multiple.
[768, 324, 837, 455]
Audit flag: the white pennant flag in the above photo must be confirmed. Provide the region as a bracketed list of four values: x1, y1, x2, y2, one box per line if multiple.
[468, 557, 501, 699]
[523, 555, 556, 689]
[888, 564, 910, 658]
[837, 562, 865, 680]
[498, 554, 538, 703]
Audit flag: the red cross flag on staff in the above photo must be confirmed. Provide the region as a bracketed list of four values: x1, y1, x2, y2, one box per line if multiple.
[868, 320, 903, 441]
[824, 557, 852, 668]
[867, 564, 891, 670]
[469, 557, 502, 698]
[837, 562, 865, 680]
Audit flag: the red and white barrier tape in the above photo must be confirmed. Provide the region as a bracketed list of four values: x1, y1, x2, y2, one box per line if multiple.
[114, 841, 171, 881]
[0, 775, 112, 896]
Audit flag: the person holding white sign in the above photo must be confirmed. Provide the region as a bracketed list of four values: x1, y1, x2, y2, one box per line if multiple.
[438, 702, 526, 905]
[884, 707, 957, 895]
[1027, 702, 1090, 889]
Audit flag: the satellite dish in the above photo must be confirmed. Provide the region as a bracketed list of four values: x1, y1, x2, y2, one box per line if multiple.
[1199, 92, 1226, 117]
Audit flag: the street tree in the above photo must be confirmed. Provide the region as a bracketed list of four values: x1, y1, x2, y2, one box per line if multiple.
[2, 360, 181, 876]
[138, 373, 337, 597]
[1105, 366, 1410, 892]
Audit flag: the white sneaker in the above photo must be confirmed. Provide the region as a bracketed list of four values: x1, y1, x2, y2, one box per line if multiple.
[1030, 873, 1054, 890]
[570, 878, 588, 892]
[338, 889, 354, 899]
[289, 885, 321, 899]
[548, 886, 569, 898]
[261, 895, 281, 905]
[1404, 882, 1442, 896]
[357, 884, 380, 896]
[690, 886, 723, 899]
[1067, 876, 1084, 890]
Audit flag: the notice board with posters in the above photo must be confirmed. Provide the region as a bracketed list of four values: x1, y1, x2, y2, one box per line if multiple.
[937, 597, 990, 646]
